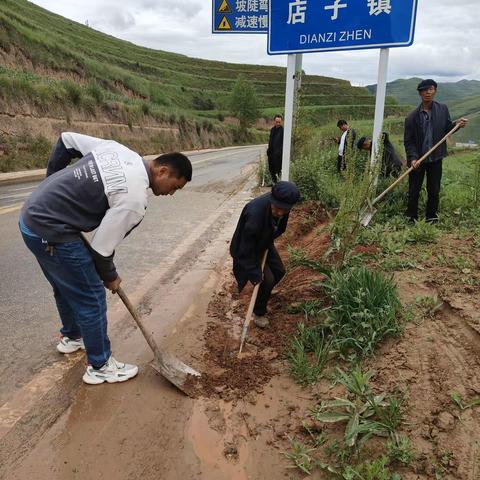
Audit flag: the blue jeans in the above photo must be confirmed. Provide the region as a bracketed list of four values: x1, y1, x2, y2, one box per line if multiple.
[19, 217, 111, 368]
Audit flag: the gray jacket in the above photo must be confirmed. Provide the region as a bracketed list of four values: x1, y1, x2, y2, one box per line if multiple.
[404, 101, 455, 166]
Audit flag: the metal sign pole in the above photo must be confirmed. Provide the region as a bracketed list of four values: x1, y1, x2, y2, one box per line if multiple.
[370, 48, 390, 177]
[282, 53, 298, 181]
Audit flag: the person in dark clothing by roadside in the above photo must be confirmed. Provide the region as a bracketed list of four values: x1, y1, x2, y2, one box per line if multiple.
[266, 115, 284, 184]
[357, 132, 403, 178]
[335, 120, 356, 172]
[230, 181, 300, 329]
[404, 79, 468, 223]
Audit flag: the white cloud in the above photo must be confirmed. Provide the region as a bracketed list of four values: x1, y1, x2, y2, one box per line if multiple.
[28, 0, 480, 84]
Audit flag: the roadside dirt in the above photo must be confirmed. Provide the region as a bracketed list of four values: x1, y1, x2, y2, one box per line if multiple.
[5, 202, 480, 480]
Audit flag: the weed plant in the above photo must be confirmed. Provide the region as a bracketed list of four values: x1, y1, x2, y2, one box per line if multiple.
[321, 267, 402, 358]
[287, 323, 332, 385]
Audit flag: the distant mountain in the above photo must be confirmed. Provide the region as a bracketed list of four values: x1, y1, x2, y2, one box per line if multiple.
[367, 78, 480, 106]
[448, 95, 480, 143]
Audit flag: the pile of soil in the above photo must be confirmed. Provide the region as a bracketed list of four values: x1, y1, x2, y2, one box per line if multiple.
[196, 201, 331, 400]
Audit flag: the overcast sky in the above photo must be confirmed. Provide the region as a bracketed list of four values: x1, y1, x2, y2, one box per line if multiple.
[29, 0, 479, 85]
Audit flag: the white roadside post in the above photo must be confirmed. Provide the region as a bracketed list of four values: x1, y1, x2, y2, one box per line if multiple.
[281, 54, 296, 181]
[370, 48, 390, 178]
[282, 53, 302, 182]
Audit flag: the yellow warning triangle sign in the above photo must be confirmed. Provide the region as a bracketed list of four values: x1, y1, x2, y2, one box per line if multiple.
[218, 0, 232, 13]
[217, 15, 232, 30]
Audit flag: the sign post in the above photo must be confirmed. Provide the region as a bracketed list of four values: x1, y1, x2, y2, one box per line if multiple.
[282, 53, 302, 181]
[370, 48, 390, 174]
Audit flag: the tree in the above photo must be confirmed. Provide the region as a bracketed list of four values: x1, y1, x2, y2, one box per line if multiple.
[229, 74, 259, 135]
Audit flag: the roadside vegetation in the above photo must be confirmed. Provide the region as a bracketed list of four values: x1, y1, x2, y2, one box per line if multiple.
[280, 116, 480, 478]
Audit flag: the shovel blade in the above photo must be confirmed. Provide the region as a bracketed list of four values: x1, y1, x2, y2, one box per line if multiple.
[360, 207, 377, 227]
[149, 351, 201, 396]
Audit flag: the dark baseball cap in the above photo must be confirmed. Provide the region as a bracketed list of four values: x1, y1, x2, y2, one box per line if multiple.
[417, 79, 438, 91]
[270, 181, 300, 209]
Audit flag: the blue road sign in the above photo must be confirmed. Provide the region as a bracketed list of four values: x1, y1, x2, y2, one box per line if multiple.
[212, 0, 269, 33]
[268, 0, 418, 54]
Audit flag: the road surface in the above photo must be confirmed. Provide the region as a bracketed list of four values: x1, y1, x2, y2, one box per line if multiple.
[0, 145, 263, 406]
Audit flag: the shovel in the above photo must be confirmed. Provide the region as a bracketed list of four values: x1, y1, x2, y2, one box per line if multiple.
[238, 250, 268, 355]
[116, 286, 201, 395]
[81, 235, 200, 395]
[360, 123, 462, 227]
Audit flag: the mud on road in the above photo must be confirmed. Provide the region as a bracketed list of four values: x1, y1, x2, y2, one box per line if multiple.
[3, 200, 480, 480]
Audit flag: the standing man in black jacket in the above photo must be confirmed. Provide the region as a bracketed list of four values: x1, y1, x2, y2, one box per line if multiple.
[266, 115, 284, 184]
[230, 181, 300, 328]
[404, 79, 467, 223]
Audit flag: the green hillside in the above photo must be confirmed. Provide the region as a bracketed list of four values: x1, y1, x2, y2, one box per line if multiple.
[0, 0, 410, 171]
[448, 95, 480, 143]
[0, 0, 385, 118]
[367, 78, 480, 106]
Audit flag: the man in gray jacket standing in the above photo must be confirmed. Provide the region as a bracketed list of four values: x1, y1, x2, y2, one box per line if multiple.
[404, 79, 467, 223]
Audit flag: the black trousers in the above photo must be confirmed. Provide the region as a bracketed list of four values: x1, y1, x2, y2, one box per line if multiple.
[268, 155, 282, 184]
[337, 155, 346, 172]
[406, 159, 443, 221]
[253, 247, 285, 316]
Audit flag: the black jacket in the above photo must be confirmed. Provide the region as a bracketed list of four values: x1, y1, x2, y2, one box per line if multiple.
[404, 101, 455, 166]
[230, 193, 288, 291]
[381, 133, 403, 177]
[267, 126, 284, 160]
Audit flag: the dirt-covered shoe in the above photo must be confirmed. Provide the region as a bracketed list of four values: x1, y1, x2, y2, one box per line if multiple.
[253, 315, 269, 328]
[56, 336, 85, 354]
[82, 356, 138, 385]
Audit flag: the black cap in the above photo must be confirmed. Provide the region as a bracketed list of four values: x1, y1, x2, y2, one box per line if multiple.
[417, 79, 438, 91]
[270, 181, 300, 209]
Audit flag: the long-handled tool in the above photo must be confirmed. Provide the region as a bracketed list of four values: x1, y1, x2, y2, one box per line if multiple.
[116, 286, 201, 394]
[238, 250, 268, 355]
[360, 123, 462, 227]
[81, 235, 200, 395]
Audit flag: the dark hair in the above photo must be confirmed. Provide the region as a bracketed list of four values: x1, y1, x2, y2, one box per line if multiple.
[274, 114, 283, 120]
[153, 152, 192, 181]
[337, 119, 348, 127]
[357, 137, 368, 149]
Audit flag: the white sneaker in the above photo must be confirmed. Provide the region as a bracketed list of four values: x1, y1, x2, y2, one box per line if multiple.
[57, 336, 85, 354]
[82, 356, 138, 385]
[253, 314, 270, 328]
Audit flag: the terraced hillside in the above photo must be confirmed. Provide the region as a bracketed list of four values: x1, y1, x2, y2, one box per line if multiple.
[0, 0, 407, 170]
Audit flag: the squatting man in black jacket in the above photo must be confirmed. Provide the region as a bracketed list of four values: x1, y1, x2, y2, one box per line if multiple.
[266, 114, 284, 184]
[19, 132, 192, 385]
[404, 79, 468, 223]
[230, 181, 300, 329]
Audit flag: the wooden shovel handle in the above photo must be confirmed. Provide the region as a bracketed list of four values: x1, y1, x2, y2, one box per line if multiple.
[238, 249, 269, 354]
[116, 286, 164, 361]
[372, 123, 462, 206]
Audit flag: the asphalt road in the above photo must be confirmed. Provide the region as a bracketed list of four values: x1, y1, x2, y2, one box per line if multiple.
[0, 145, 263, 406]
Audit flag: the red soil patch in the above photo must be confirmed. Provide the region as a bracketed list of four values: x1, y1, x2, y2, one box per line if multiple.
[197, 202, 332, 399]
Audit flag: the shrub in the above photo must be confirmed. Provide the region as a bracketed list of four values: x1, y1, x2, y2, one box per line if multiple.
[291, 147, 342, 207]
[86, 81, 104, 104]
[322, 267, 402, 358]
[63, 81, 83, 106]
